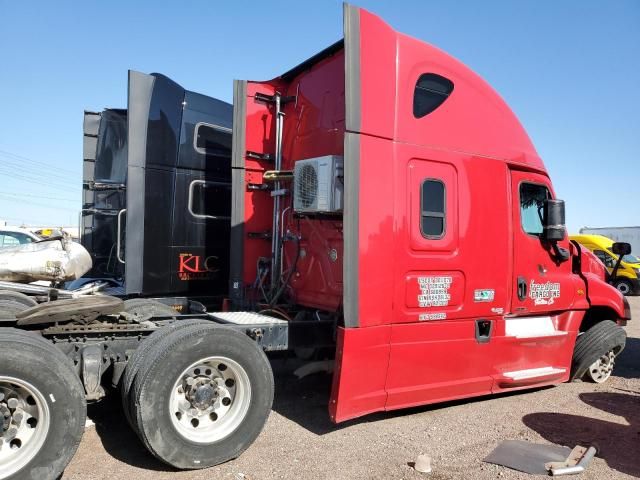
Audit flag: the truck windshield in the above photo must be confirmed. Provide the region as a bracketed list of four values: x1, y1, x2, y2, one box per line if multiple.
[622, 254, 640, 263]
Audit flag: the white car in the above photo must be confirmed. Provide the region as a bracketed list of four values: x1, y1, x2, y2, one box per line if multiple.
[0, 225, 41, 248]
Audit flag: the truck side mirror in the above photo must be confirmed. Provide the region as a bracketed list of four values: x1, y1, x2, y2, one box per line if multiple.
[542, 199, 566, 242]
[611, 242, 631, 256]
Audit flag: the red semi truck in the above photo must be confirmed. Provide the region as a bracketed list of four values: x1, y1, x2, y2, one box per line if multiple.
[0, 5, 630, 479]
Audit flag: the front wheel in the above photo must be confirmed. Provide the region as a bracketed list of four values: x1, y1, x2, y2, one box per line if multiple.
[130, 325, 274, 469]
[586, 350, 616, 383]
[570, 320, 626, 382]
[613, 279, 633, 296]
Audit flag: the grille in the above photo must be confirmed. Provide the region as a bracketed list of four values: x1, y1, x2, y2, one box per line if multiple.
[296, 163, 318, 209]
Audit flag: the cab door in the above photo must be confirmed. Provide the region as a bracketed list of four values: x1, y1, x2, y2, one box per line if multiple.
[486, 170, 577, 388]
[509, 170, 574, 315]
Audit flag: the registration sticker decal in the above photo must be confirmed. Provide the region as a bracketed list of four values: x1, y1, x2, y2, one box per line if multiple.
[474, 289, 495, 302]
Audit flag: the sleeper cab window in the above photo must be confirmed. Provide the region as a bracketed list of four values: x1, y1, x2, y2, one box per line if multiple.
[519, 183, 550, 236]
[421, 179, 446, 238]
[194, 123, 232, 157]
[189, 180, 231, 220]
[413, 73, 454, 118]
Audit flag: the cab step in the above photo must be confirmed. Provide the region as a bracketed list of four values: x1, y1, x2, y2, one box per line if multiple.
[494, 366, 567, 388]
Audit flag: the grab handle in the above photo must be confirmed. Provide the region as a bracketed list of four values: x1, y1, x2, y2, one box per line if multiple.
[116, 208, 126, 264]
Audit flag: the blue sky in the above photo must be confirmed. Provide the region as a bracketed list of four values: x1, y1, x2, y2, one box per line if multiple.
[0, 0, 638, 232]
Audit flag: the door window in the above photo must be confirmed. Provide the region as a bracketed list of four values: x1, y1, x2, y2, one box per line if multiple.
[593, 249, 616, 268]
[420, 179, 445, 238]
[519, 183, 550, 236]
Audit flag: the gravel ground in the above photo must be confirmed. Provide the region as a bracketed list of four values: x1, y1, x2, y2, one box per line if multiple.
[63, 298, 640, 480]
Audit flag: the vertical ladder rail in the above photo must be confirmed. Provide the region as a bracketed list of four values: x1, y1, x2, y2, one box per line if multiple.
[270, 93, 284, 295]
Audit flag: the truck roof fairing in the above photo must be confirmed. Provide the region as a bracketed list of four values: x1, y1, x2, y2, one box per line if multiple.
[276, 4, 544, 171]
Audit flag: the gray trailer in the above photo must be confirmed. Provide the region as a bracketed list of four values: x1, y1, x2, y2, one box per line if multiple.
[580, 226, 640, 254]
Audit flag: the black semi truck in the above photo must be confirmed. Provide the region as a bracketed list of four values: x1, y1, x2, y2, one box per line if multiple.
[79, 70, 233, 307]
[0, 71, 234, 312]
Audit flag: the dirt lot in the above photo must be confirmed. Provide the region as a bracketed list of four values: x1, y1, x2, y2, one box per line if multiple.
[63, 298, 640, 480]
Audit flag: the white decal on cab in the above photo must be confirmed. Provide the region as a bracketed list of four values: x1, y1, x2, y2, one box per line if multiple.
[417, 276, 452, 307]
[529, 280, 561, 305]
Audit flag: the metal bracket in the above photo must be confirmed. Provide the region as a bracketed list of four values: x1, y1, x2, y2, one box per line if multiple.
[83, 181, 126, 191]
[246, 151, 273, 162]
[248, 232, 272, 240]
[248, 183, 270, 191]
[270, 189, 289, 197]
[254, 93, 296, 105]
[81, 345, 106, 401]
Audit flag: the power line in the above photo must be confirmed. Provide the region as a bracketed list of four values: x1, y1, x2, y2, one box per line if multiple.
[0, 194, 78, 212]
[0, 149, 77, 176]
[0, 192, 78, 202]
[0, 168, 79, 189]
[0, 160, 79, 186]
[0, 215, 67, 226]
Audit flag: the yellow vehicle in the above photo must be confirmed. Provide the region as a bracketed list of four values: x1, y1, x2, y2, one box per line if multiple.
[570, 234, 640, 295]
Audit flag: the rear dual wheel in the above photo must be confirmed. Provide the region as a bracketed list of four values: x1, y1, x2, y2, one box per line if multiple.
[122, 323, 273, 469]
[0, 328, 86, 480]
[0, 292, 37, 320]
[0, 292, 36, 309]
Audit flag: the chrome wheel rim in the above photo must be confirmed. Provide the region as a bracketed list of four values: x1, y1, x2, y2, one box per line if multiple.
[169, 356, 251, 443]
[0, 377, 50, 480]
[587, 350, 616, 383]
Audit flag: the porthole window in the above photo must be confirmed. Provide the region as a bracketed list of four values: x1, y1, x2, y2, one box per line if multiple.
[413, 73, 454, 118]
[421, 179, 446, 238]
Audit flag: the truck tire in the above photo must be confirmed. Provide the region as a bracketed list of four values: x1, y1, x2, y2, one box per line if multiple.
[131, 325, 274, 469]
[0, 291, 37, 308]
[123, 298, 178, 317]
[0, 301, 25, 321]
[613, 279, 633, 296]
[120, 318, 210, 429]
[0, 328, 86, 480]
[570, 320, 626, 383]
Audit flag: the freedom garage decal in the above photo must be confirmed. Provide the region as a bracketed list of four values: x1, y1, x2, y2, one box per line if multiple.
[529, 280, 561, 305]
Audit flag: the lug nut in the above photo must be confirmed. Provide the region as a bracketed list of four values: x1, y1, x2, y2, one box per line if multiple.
[185, 377, 195, 386]
[12, 411, 24, 425]
[5, 427, 18, 441]
[7, 398, 19, 410]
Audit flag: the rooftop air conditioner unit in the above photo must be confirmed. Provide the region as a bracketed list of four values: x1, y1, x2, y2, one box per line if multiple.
[293, 155, 343, 214]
